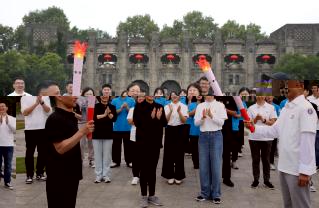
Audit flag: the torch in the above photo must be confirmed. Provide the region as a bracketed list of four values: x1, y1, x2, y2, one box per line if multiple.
[233, 96, 255, 133]
[72, 40, 88, 96]
[196, 56, 255, 133]
[86, 96, 95, 139]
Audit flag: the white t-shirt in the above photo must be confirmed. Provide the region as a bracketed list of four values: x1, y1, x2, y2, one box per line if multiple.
[21, 96, 52, 130]
[127, 107, 136, 142]
[194, 100, 227, 132]
[8, 91, 32, 96]
[0, 115, 16, 146]
[164, 102, 188, 126]
[248, 102, 277, 141]
[254, 95, 318, 176]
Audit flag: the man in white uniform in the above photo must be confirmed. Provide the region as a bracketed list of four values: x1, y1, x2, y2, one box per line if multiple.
[245, 80, 317, 208]
[7, 78, 32, 96]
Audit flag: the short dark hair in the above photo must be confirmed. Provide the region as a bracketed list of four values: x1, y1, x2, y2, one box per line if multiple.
[36, 80, 59, 95]
[66, 80, 73, 86]
[153, 87, 164, 96]
[120, 90, 128, 97]
[198, 76, 209, 82]
[81, 87, 95, 96]
[127, 83, 140, 91]
[13, 77, 25, 83]
[238, 87, 251, 95]
[101, 84, 112, 90]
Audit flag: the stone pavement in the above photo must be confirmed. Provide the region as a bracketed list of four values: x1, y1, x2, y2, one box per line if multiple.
[3, 130, 319, 207]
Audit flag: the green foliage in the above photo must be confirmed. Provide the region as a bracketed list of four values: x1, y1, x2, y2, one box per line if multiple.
[221, 20, 267, 40]
[70, 26, 111, 41]
[160, 11, 218, 40]
[117, 14, 159, 40]
[0, 51, 68, 95]
[0, 24, 15, 52]
[273, 54, 319, 80]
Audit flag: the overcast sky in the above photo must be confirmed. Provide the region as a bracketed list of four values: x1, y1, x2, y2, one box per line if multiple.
[1, 0, 319, 36]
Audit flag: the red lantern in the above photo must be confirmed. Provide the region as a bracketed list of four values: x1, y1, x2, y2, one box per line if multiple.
[167, 54, 175, 61]
[230, 54, 238, 61]
[104, 54, 112, 61]
[135, 54, 143, 60]
[262, 54, 270, 62]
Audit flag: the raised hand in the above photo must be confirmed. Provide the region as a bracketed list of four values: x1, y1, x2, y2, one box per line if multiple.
[202, 109, 207, 120]
[207, 108, 213, 118]
[177, 105, 181, 113]
[255, 114, 263, 121]
[156, 108, 163, 120]
[80, 120, 95, 135]
[169, 104, 173, 112]
[151, 107, 156, 119]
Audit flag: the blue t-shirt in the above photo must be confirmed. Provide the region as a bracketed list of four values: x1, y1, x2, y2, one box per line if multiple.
[280, 98, 288, 109]
[111, 96, 135, 132]
[272, 102, 281, 116]
[154, 97, 167, 106]
[180, 96, 187, 105]
[188, 102, 200, 136]
[232, 100, 247, 131]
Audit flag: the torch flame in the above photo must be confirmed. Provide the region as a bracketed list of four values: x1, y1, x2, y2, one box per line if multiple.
[196, 57, 210, 72]
[73, 40, 88, 59]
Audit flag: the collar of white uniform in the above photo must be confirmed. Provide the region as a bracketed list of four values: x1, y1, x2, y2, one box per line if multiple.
[286, 95, 305, 108]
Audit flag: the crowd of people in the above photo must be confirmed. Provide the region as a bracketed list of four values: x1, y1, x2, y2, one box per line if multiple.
[0, 76, 318, 208]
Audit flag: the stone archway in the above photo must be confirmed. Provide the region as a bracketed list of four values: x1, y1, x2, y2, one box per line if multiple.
[161, 80, 181, 96]
[132, 80, 150, 95]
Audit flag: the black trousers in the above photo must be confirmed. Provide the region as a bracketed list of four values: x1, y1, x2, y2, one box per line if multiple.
[137, 142, 160, 196]
[231, 130, 243, 162]
[222, 130, 233, 180]
[249, 140, 272, 182]
[270, 138, 278, 164]
[131, 141, 140, 178]
[189, 135, 199, 169]
[46, 177, 79, 208]
[183, 124, 191, 154]
[112, 131, 132, 164]
[25, 129, 47, 177]
[161, 125, 186, 180]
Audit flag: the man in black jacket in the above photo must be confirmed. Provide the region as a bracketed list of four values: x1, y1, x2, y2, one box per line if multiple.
[133, 96, 167, 208]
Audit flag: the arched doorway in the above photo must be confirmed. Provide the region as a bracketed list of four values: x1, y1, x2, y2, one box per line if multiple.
[132, 80, 150, 95]
[161, 80, 181, 96]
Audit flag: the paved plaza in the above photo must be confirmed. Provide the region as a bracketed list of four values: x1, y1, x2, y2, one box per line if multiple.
[1, 129, 318, 208]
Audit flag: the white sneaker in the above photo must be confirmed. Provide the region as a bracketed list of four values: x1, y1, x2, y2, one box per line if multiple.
[231, 162, 239, 169]
[131, 177, 139, 185]
[175, 179, 182, 185]
[270, 164, 276, 170]
[310, 185, 317, 192]
[238, 153, 243, 157]
[5, 183, 13, 190]
[168, 179, 174, 185]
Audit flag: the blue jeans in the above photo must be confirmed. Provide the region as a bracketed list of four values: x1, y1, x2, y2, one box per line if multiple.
[0, 146, 14, 184]
[198, 131, 223, 199]
[315, 131, 319, 167]
[92, 139, 113, 180]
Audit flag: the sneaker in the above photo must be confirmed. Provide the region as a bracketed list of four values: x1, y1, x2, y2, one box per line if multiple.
[195, 195, 206, 202]
[104, 178, 111, 183]
[148, 196, 163, 206]
[131, 177, 139, 185]
[4, 183, 13, 190]
[238, 152, 243, 157]
[310, 185, 317, 192]
[89, 160, 95, 168]
[110, 163, 120, 168]
[223, 179, 234, 187]
[36, 174, 47, 181]
[264, 181, 275, 190]
[213, 198, 221, 204]
[175, 179, 182, 185]
[126, 163, 133, 168]
[231, 162, 239, 169]
[94, 178, 101, 183]
[251, 180, 259, 188]
[270, 164, 276, 170]
[167, 179, 174, 185]
[140, 196, 148, 208]
[25, 176, 33, 184]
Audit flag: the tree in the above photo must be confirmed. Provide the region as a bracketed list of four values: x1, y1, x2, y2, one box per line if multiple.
[220, 20, 267, 41]
[70, 26, 111, 41]
[0, 24, 15, 52]
[160, 11, 218, 40]
[116, 14, 159, 40]
[273, 54, 319, 80]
